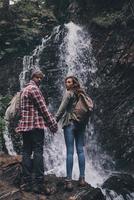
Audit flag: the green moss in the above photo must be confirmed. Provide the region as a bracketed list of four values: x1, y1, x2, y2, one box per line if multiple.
[0, 116, 5, 151]
[5, 48, 18, 53]
[92, 11, 124, 28]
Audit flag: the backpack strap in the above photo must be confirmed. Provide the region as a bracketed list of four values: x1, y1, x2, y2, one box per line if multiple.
[80, 93, 93, 111]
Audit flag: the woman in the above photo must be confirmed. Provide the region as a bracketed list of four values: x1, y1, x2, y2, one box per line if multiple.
[56, 76, 88, 191]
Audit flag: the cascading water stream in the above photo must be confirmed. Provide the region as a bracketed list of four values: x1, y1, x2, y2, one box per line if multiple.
[3, 122, 17, 155]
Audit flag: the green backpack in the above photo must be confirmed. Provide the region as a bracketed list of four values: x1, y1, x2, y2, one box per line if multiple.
[73, 93, 93, 125]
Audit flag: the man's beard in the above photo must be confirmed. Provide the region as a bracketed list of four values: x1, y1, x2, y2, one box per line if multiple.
[37, 80, 41, 86]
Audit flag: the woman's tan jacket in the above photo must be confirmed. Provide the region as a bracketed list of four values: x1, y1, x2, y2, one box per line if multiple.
[56, 90, 78, 128]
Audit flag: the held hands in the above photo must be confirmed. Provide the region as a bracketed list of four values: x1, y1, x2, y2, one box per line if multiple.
[48, 117, 58, 134]
[55, 115, 60, 123]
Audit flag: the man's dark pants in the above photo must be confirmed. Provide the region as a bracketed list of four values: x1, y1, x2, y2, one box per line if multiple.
[22, 129, 44, 186]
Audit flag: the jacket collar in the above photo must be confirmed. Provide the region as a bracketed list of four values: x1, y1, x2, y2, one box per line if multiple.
[27, 80, 39, 87]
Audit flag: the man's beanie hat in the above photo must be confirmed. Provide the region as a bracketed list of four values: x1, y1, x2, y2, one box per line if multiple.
[31, 68, 45, 79]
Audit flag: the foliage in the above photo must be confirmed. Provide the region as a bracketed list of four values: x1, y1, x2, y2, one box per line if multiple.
[92, 11, 124, 28]
[0, 1, 2, 8]
[0, 116, 5, 151]
[0, 95, 12, 118]
[0, 116, 5, 133]
[0, 0, 56, 60]
[0, 95, 11, 151]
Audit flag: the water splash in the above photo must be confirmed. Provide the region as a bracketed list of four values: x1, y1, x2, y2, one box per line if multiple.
[103, 190, 134, 200]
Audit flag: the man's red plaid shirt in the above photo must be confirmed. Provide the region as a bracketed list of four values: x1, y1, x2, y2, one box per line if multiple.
[16, 80, 58, 133]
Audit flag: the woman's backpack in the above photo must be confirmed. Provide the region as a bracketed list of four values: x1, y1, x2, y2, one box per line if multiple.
[73, 93, 93, 125]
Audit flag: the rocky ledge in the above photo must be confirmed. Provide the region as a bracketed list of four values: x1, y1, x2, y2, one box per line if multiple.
[0, 153, 105, 200]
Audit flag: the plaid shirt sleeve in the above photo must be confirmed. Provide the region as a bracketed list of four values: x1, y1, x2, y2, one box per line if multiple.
[30, 86, 58, 133]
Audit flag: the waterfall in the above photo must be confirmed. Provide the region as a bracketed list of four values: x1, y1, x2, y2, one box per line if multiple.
[43, 22, 104, 188]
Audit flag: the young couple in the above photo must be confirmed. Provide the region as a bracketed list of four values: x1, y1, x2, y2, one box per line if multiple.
[16, 69, 90, 194]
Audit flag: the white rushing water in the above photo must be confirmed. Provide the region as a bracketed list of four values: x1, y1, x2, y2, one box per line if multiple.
[103, 190, 134, 200]
[3, 121, 17, 156]
[58, 22, 97, 90]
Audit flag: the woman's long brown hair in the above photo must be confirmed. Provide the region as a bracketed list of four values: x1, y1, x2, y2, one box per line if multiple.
[65, 76, 85, 96]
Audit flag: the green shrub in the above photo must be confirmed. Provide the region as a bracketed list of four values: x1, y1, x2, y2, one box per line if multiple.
[0, 116, 5, 151]
[0, 95, 12, 118]
[0, 95, 12, 151]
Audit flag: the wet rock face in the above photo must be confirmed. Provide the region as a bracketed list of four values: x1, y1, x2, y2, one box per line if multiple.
[90, 23, 134, 170]
[0, 154, 105, 200]
[0, 57, 22, 95]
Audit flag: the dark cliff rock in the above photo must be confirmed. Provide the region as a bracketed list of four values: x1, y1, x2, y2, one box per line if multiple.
[89, 10, 134, 171]
[0, 153, 105, 200]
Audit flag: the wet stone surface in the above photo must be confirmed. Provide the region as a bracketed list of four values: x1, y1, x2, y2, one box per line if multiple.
[0, 153, 105, 200]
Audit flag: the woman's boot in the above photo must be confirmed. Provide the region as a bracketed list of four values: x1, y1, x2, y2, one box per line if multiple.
[78, 177, 88, 187]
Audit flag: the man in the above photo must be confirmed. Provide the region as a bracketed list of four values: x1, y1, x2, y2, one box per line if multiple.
[16, 69, 58, 193]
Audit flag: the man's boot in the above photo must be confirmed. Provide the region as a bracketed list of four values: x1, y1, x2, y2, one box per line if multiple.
[20, 177, 33, 192]
[20, 182, 32, 192]
[64, 178, 73, 192]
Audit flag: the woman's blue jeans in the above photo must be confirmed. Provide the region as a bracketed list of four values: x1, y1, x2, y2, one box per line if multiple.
[63, 122, 85, 179]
